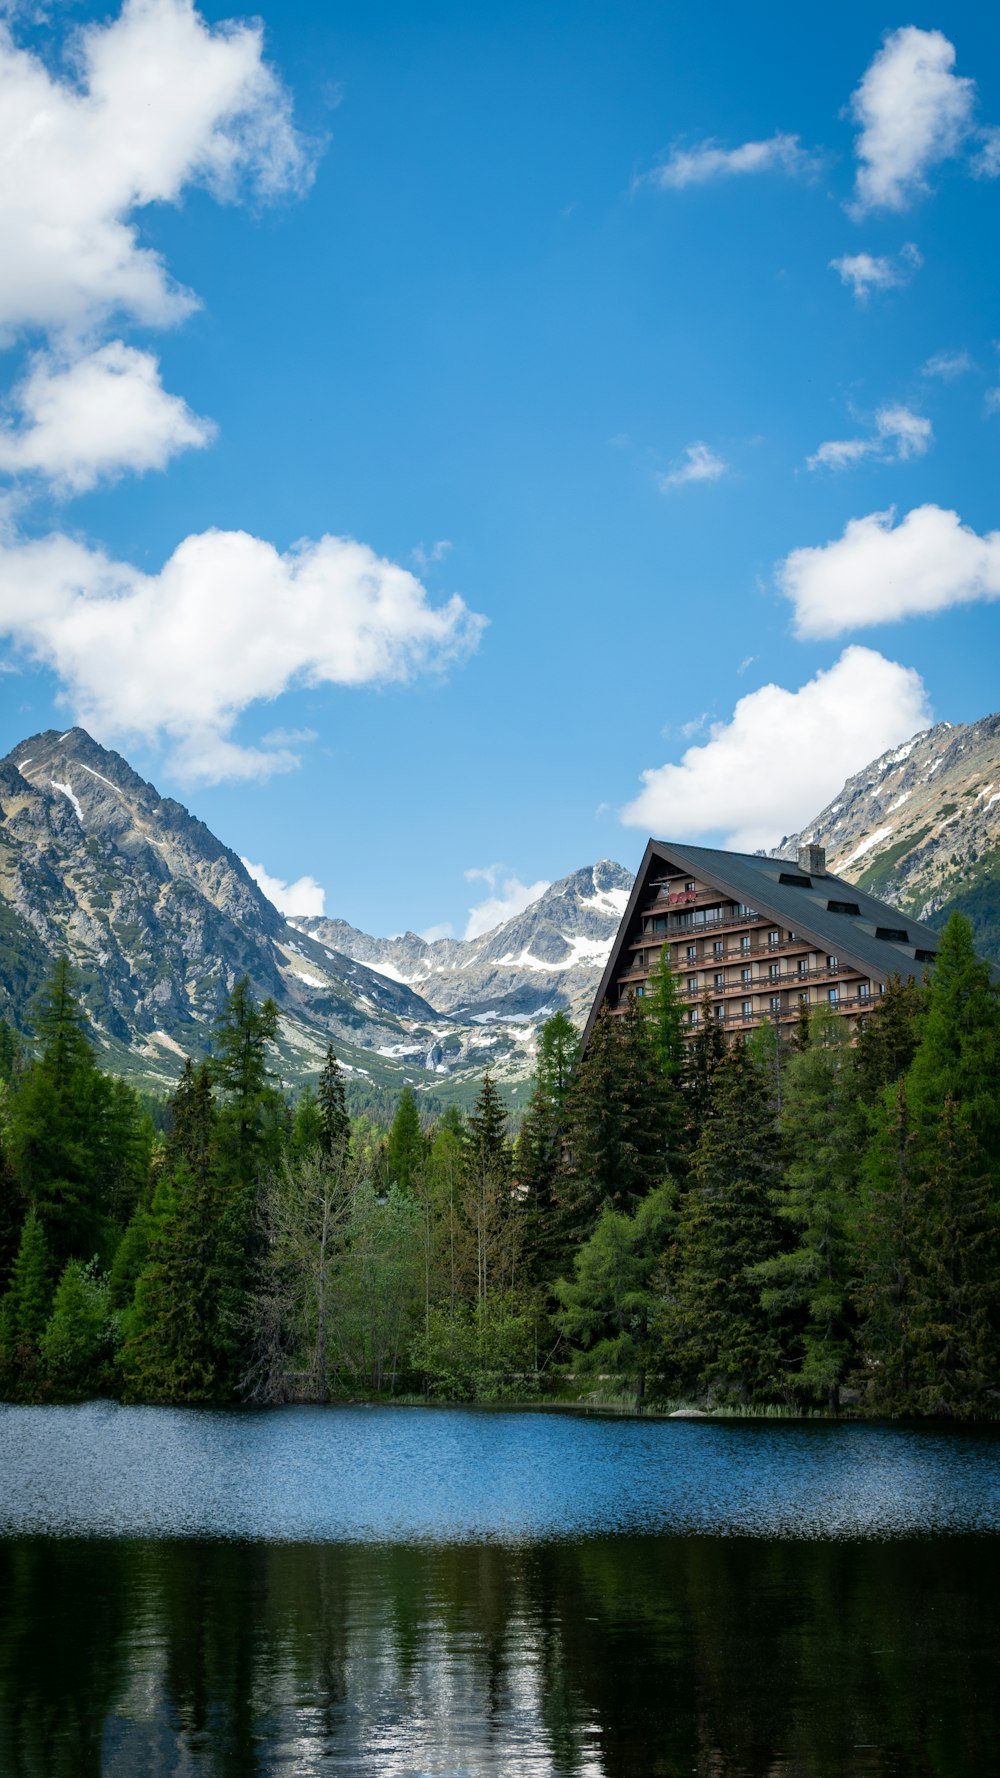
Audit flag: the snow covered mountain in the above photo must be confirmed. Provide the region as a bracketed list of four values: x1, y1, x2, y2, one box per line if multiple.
[292, 861, 632, 1021]
[777, 711, 1000, 927]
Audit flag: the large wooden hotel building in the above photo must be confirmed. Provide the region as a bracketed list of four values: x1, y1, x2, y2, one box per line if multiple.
[585, 838, 948, 1044]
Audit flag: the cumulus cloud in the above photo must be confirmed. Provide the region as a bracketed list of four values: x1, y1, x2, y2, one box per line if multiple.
[657, 441, 728, 489]
[849, 27, 977, 214]
[830, 243, 921, 302]
[0, 343, 214, 491]
[242, 857, 326, 918]
[778, 504, 1000, 640]
[463, 865, 550, 941]
[806, 404, 932, 472]
[643, 132, 821, 190]
[620, 647, 931, 851]
[0, 528, 486, 780]
[0, 0, 311, 340]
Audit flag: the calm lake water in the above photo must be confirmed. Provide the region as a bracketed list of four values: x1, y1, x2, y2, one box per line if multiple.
[1, 1404, 998, 1775]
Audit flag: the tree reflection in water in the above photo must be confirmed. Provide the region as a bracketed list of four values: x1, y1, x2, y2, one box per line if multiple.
[0, 1533, 997, 1777]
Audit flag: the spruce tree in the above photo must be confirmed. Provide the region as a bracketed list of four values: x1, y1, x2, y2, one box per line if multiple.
[685, 997, 726, 1136]
[9, 958, 103, 1264]
[318, 1043, 350, 1162]
[856, 1080, 920, 1411]
[559, 998, 669, 1241]
[852, 973, 925, 1104]
[555, 1181, 676, 1410]
[518, 1013, 580, 1287]
[751, 1010, 857, 1409]
[1, 1206, 52, 1351]
[661, 1040, 786, 1404]
[41, 1258, 111, 1395]
[387, 1085, 424, 1190]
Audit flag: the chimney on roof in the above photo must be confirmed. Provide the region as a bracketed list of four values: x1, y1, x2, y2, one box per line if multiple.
[798, 842, 827, 876]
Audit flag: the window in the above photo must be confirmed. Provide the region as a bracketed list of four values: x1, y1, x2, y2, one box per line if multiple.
[715, 1005, 724, 1021]
[827, 899, 861, 916]
[687, 944, 697, 961]
[687, 976, 698, 993]
[778, 872, 811, 888]
[768, 929, 780, 947]
[714, 972, 724, 989]
[741, 967, 752, 985]
[799, 990, 809, 1007]
[768, 962, 780, 981]
[741, 934, 751, 954]
[798, 958, 809, 976]
[688, 1007, 699, 1025]
[827, 955, 839, 971]
[770, 995, 781, 1014]
[859, 983, 870, 1000]
[636, 984, 644, 998]
[827, 987, 839, 1005]
[712, 941, 723, 959]
[741, 999, 753, 1021]
[685, 881, 696, 893]
[651, 915, 667, 932]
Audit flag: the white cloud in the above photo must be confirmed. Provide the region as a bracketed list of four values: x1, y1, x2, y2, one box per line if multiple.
[242, 857, 326, 918]
[0, 342, 214, 492]
[411, 539, 452, 570]
[620, 647, 930, 851]
[807, 404, 932, 472]
[830, 243, 921, 302]
[463, 867, 550, 940]
[922, 349, 972, 379]
[972, 127, 1000, 180]
[0, 527, 487, 780]
[778, 504, 1000, 639]
[644, 132, 820, 190]
[0, 0, 311, 340]
[657, 441, 728, 489]
[849, 27, 975, 214]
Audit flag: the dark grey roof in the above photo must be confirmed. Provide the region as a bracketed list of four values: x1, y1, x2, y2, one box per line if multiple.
[583, 837, 995, 1048]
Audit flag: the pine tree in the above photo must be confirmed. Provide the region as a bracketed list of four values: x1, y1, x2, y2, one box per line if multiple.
[662, 1040, 786, 1404]
[318, 1044, 350, 1162]
[291, 1086, 324, 1159]
[1, 1206, 52, 1351]
[387, 1086, 424, 1190]
[518, 1013, 580, 1287]
[535, 1011, 579, 1109]
[211, 978, 282, 1183]
[906, 914, 1000, 1162]
[852, 973, 925, 1105]
[41, 1258, 111, 1395]
[751, 1010, 858, 1409]
[559, 998, 670, 1241]
[555, 1182, 676, 1410]
[907, 1096, 998, 1416]
[856, 1080, 920, 1411]
[685, 997, 726, 1136]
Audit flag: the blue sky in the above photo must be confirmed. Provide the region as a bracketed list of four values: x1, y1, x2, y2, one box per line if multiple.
[0, 1, 998, 939]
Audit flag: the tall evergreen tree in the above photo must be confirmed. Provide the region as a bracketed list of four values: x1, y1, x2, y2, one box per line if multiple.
[387, 1085, 424, 1190]
[559, 997, 669, 1242]
[852, 973, 925, 1104]
[855, 1080, 920, 1410]
[555, 1182, 676, 1410]
[752, 1011, 858, 1409]
[518, 1013, 580, 1287]
[685, 996, 726, 1135]
[661, 1040, 786, 1403]
[318, 1044, 350, 1162]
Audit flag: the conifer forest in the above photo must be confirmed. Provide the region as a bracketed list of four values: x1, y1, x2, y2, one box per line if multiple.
[1, 913, 998, 1419]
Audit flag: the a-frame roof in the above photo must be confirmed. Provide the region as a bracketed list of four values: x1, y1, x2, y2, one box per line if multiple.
[583, 837, 976, 1048]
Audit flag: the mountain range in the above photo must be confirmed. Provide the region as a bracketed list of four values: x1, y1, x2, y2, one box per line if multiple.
[1, 713, 997, 1109]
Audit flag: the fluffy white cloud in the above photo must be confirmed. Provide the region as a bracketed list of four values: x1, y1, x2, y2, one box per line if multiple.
[620, 648, 931, 851]
[778, 504, 1000, 639]
[463, 866, 550, 941]
[644, 132, 820, 190]
[973, 127, 1000, 179]
[829, 243, 921, 302]
[849, 27, 976, 214]
[0, 343, 214, 491]
[806, 404, 932, 472]
[0, 527, 486, 780]
[242, 857, 326, 918]
[657, 442, 728, 489]
[0, 0, 310, 339]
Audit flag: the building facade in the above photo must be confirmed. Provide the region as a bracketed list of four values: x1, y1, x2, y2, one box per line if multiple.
[584, 838, 946, 1046]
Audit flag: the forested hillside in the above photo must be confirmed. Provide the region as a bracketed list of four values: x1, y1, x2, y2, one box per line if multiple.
[1, 920, 997, 1417]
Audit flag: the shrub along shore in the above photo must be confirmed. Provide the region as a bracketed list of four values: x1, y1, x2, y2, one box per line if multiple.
[1, 913, 998, 1419]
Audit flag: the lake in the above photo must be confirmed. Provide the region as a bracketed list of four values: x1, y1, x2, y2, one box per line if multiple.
[1, 1403, 998, 1774]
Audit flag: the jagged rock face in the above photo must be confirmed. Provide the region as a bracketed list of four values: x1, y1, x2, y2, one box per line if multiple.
[778, 713, 1000, 920]
[0, 729, 444, 1081]
[292, 859, 635, 1028]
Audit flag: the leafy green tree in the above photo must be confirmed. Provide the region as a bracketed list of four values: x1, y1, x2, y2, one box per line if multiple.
[247, 1151, 354, 1402]
[662, 1040, 786, 1404]
[41, 1258, 112, 1395]
[751, 1011, 857, 1409]
[387, 1085, 424, 1190]
[555, 1182, 676, 1409]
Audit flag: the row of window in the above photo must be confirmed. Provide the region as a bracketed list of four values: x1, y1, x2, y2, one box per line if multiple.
[685, 984, 867, 1024]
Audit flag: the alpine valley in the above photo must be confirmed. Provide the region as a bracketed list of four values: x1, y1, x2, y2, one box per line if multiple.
[1, 715, 998, 1111]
